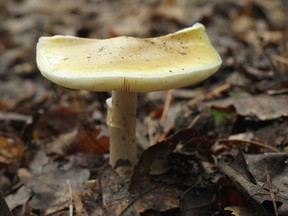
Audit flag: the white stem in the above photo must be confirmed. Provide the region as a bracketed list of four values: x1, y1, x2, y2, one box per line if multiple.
[106, 90, 137, 168]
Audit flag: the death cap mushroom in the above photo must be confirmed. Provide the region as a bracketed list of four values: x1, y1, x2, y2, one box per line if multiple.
[36, 23, 221, 92]
[37, 23, 222, 169]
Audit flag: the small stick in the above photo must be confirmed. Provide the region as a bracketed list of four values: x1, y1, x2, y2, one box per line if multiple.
[218, 139, 280, 153]
[160, 89, 173, 126]
[67, 180, 73, 216]
[273, 55, 288, 65]
[266, 171, 278, 216]
[205, 83, 231, 99]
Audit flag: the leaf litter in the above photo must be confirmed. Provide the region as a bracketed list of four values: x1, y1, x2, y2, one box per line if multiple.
[0, 0, 288, 215]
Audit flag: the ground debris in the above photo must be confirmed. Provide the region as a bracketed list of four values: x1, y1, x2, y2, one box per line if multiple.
[203, 93, 288, 120]
[75, 129, 222, 215]
[1, 0, 288, 214]
[218, 152, 288, 216]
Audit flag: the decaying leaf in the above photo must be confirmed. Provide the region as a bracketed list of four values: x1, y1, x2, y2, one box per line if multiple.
[182, 186, 218, 216]
[5, 186, 33, 210]
[1, 0, 288, 214]
[45, 125, 109, 156]
[74, 129, 221, 215]
[33, 105, 80, 140]
[0, 133, 24, 167]
[17, 155, 90, 214]
[203, 93, 288, 120]
[224, 206, 258, 216]
[218, 152, 288, 215]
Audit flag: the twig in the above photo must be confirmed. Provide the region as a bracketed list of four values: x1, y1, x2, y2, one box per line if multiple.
[218, 139, 281, 153]
[157, 121, 174, 142]
[266, 170, 278, 216]
[67, 180, 73, 216]
[273, 55, 288, 65]
[160, 89, 173, 126]
[188, 114, 200, 128]
[205, 83, 231, 99]
[188, 83, 230, 107]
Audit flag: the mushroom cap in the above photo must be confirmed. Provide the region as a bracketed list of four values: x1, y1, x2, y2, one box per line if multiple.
[36, 23, 221, 92]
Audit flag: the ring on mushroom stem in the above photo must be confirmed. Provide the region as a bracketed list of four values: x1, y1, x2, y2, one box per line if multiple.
[36, 23, 222, 172]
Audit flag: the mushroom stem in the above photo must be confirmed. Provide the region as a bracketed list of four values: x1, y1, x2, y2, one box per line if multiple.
[106, 90, 137, 168]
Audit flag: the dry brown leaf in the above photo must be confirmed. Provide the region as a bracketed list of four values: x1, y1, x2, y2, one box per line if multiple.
[203, 93, 288, 120]
[18, 160, 90, 214]
[218, 153, 288, 215]
[0, 134, 24, 167]
[5, 186, 32, 210]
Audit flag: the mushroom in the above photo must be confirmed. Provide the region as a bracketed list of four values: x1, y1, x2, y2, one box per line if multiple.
[36, 23, 221, 169]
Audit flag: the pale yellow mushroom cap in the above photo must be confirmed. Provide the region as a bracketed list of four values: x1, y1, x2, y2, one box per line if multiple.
[36, 23, 221, 92]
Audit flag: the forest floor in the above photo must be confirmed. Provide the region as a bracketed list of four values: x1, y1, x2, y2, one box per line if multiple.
[0, 0, 288, 215]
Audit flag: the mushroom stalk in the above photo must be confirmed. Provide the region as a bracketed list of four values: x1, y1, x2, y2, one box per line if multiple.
[106, 90, 137, 168]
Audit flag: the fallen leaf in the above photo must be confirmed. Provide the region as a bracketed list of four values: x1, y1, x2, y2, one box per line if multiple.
[218, 152, 288, 215]
[0, 133, 24, 167]
[33, 105, 80, 140]
[5, 186, 33, 210]
[45, 125, 109, 156]
[182, 186, 218, 216]
[224, 206, 258, 216]
[18, 160, 90, 214]
[254, 121, 288, 147]
[98, 165, 139, 215]
[203, 93, 288, 120]
[0, 79, 36, 109]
